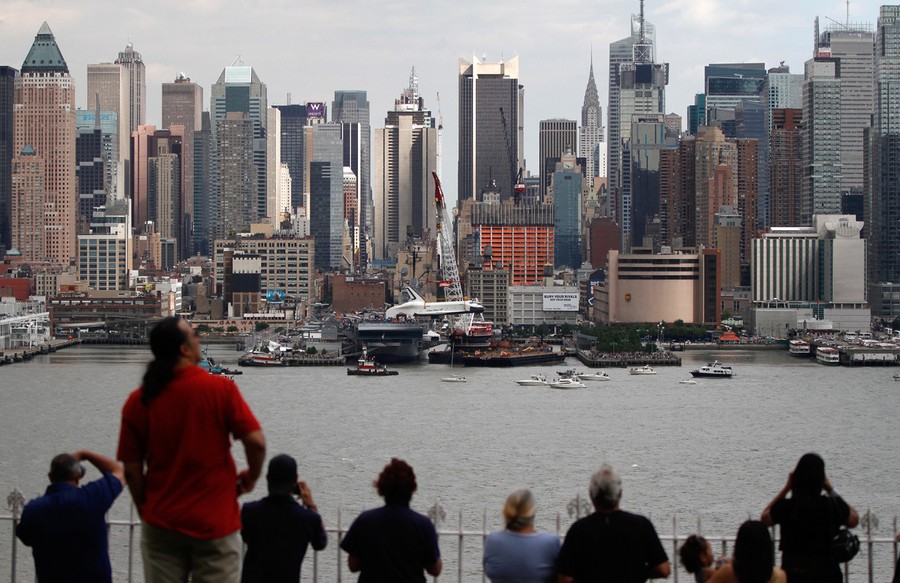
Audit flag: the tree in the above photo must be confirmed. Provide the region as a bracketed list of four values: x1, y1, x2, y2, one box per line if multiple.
[306, 346, 318, 355]
[255, 322, 270, 332]
[196, 324, 211, 333]
[227, 325, 239, 333]
[721, 309, 733, 321]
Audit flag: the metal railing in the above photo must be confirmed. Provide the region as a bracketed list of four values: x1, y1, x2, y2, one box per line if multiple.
[4, 490, 898, 583]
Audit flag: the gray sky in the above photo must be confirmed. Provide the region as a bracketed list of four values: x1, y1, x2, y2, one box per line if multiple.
[0, 0, 887, 198]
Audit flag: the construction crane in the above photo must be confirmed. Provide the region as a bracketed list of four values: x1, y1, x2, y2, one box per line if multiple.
[435, 92, 443, 179]
[432, 172, 473, 335]
[499, 107, 525, 202]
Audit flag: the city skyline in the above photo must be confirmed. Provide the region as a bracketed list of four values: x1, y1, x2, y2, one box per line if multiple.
[0, 0, 885, 198]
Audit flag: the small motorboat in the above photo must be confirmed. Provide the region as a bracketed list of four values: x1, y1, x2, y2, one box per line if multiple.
[441, 374, 468, 383]
[516, 374, 548, 386]
[893, 372, 900, 382]
[548, 377, 585, 389]
[577, 370, 610, 382]
[347, 350, 398, 376]
[629, 365, 657, 375]
[556, 368, 578, 378]
[678, 379, 698, 385]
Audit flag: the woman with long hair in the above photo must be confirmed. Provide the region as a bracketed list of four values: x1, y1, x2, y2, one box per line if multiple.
[761, 453, 859, 583]
[708, 521, 786, 583]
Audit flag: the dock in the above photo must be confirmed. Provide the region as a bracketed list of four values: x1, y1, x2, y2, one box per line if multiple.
[575, 349, 681, 367]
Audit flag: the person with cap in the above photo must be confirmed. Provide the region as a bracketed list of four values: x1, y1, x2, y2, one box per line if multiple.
[483, 488, 561, 582]
[15, 450, 124, 583]
[240, 454, 327, 583]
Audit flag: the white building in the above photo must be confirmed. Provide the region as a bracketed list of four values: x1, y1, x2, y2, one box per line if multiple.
[508, 285, 579, 327]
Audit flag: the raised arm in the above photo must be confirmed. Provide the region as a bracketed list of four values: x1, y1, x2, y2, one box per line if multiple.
[762, 472, 792, 526]
[74, 449, 125, 484]
[237, 429, 266, 495]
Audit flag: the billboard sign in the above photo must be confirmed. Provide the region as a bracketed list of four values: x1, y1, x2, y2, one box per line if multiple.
[306, 102, 325, 119]
[543, 292, 579, 312]
[266, 290, 286, 303]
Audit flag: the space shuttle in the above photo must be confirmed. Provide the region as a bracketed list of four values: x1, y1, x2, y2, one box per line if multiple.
[385, 287, 484, 319]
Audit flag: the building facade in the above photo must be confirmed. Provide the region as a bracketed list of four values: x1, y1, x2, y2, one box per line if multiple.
[802, 58, 843, 224]
[86, 63, 128, 198]
[0, 66, 15, 254]
[472, 202, 554, 285]
[213, 236, 315, 302]
[14, 23, 77, 266]
[114, 43, 146, 133]
[579, 59, 604, 192]
[539, 119, 577, 201]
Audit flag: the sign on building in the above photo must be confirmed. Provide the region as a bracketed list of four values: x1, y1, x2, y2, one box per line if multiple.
[543, 292, 579, 312]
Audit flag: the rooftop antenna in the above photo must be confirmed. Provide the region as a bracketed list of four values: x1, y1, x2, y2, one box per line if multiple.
[846, 0, 850, 27]
[639, 0, 646, 44]
[287, 92, 292, 105]
[231, 55, 244, 66]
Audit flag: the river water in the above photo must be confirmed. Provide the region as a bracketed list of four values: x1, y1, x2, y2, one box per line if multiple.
[1, 345, 898, 582]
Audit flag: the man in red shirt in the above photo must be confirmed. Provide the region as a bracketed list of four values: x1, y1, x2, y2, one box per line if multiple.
[117, 317, 266, 583]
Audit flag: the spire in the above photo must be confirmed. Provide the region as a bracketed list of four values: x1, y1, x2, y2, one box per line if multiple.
[582, 56, 600, 111]
[21, 21, 69, 74]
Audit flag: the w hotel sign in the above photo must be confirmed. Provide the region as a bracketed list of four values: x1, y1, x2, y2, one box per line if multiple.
[306, 101, 325, 119]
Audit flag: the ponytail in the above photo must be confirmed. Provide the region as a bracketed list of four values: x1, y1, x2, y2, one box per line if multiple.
[141, 317, 188, 404]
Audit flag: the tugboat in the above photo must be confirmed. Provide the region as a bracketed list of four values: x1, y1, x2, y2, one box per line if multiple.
[347, 348, 399, 376]
[690, 360, 735, 378]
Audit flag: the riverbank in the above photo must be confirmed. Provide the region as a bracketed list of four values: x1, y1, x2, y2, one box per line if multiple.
[0, 337, 79, 365]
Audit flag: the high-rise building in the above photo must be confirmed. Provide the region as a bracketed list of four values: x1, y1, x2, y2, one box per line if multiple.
[625, 113, 671, 249]
[78, 199, 131, 290]
[0, 66, 16, 254]
[10, 145, 44, 261]
[802, 58, 842, 225]
[608, 3, 668, 235]
[114, 43, 146, 133]
[273, 104, 310, 210]
[816, 20, 875, 195]
[215, 112, 256, 240]
[162, 74, 203, 256]
[192, 112, 212, 256]
[703, 63, 767, 131]
[770, 108, 803, 227]
[579, 59, 604, 191]
[211, 65, 267, 219]
[761, 64, 803, 227]
[75, 111, 108, 234]
[373, 72, 437, 260]
[333, 90, 372, 266]
[472, 202, 555, 285]
[539, 119, 577, 201]
[86, 63, 128, 198]
[14, 23, 77, 266]
[458, 56, 524, 205]
[266, 107, 284, 222]
[864, 5, 900, 317]
[76, 108, 118, 208]
[304, 123, 344, 270]
[551, 151, 582, 268]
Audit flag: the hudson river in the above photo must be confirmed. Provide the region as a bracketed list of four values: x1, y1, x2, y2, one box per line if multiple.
[1, 345, 898, 581]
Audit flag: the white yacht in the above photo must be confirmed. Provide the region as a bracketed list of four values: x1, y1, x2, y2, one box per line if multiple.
[690, 361, 735, 378]
[515, 374, 548, 387]
[441, 374, 468, 383]
[629, 364, 657, 375]
[548, 377, 585, 389]
[577, 370, 611, 382]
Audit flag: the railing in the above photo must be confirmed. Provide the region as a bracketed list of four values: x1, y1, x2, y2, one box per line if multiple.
[3, 490, 898, 583]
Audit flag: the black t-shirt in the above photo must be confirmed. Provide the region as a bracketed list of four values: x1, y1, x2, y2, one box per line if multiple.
[340, 503, 440, 583]
[557, 510, 669, 583]
[240, 495, 327, 583]
[770, 493, 849, 578]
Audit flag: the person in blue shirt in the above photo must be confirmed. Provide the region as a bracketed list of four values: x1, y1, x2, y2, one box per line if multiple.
[483, 488, 561, 582]
[16, 450, 124, 583]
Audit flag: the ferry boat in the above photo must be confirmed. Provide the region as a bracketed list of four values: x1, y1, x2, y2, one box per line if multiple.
[816, 346, 841, 365]
[690, 361, 735, 378]
[789, 339, 811, 356]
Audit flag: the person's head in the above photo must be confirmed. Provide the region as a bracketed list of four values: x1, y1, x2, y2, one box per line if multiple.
[791, 452, 826, 499]
[589, 464, 622, 511]
[375, 458, 417, 504]
[141, 317, 200, 403]
[732, 520, 775, 583]
[502, 488, 536, 531]
[48, 453, 84, 484]
[679, 534, 713, 574]
[266, 454, 298, 496]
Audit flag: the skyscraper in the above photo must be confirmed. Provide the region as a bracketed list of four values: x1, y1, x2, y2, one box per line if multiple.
[551, 150, 582, 268]
[86, 63, 128, 198]
[75, 110, 109, 234]
[770, 108, 803, 227]
[373, 71, 437, 260]
[273, 104, 309, 210]
[162, 73, 202, 256]
[815, 20, 875, 195]
[304, 123, 343, 270]
[333, 90, 372, 266]
[215, 112, 256, 240]
[458, 55, 524, 205]
[539, 119, 577, 201]
[114, 43, 146, 133]
[703, 63, 767, 135]
[0, 66, 16, 254]
[211, 64, 267, 218]
[608, 2, 668, 238]
[864, 5, 900, 317]
[13, 23, 76, 265]
[580, 59, 604, 191]
[802, 57, 842, 224]
[761, 64, 803, 227]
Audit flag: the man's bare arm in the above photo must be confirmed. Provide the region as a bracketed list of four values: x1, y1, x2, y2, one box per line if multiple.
[237, 430, 266, 495]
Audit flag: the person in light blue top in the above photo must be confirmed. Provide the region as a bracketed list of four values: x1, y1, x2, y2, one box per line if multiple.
[483, 488, 561, 583]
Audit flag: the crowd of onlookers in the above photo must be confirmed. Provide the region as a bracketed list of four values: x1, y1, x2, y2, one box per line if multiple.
[12, 316, 900, 583]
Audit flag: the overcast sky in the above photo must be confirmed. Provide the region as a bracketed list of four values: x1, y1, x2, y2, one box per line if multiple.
[0, 0, 888, 197]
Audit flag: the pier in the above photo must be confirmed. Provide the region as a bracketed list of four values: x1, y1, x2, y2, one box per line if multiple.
[576, 349, 682, 367]
[0, 337, 79, 366]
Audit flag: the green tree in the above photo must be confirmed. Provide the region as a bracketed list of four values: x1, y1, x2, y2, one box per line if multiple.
[255, 322, 270, 332]
[306, 346, 318, 355]
[196, 324, 211, 333]
[227, 325, 239, 333]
